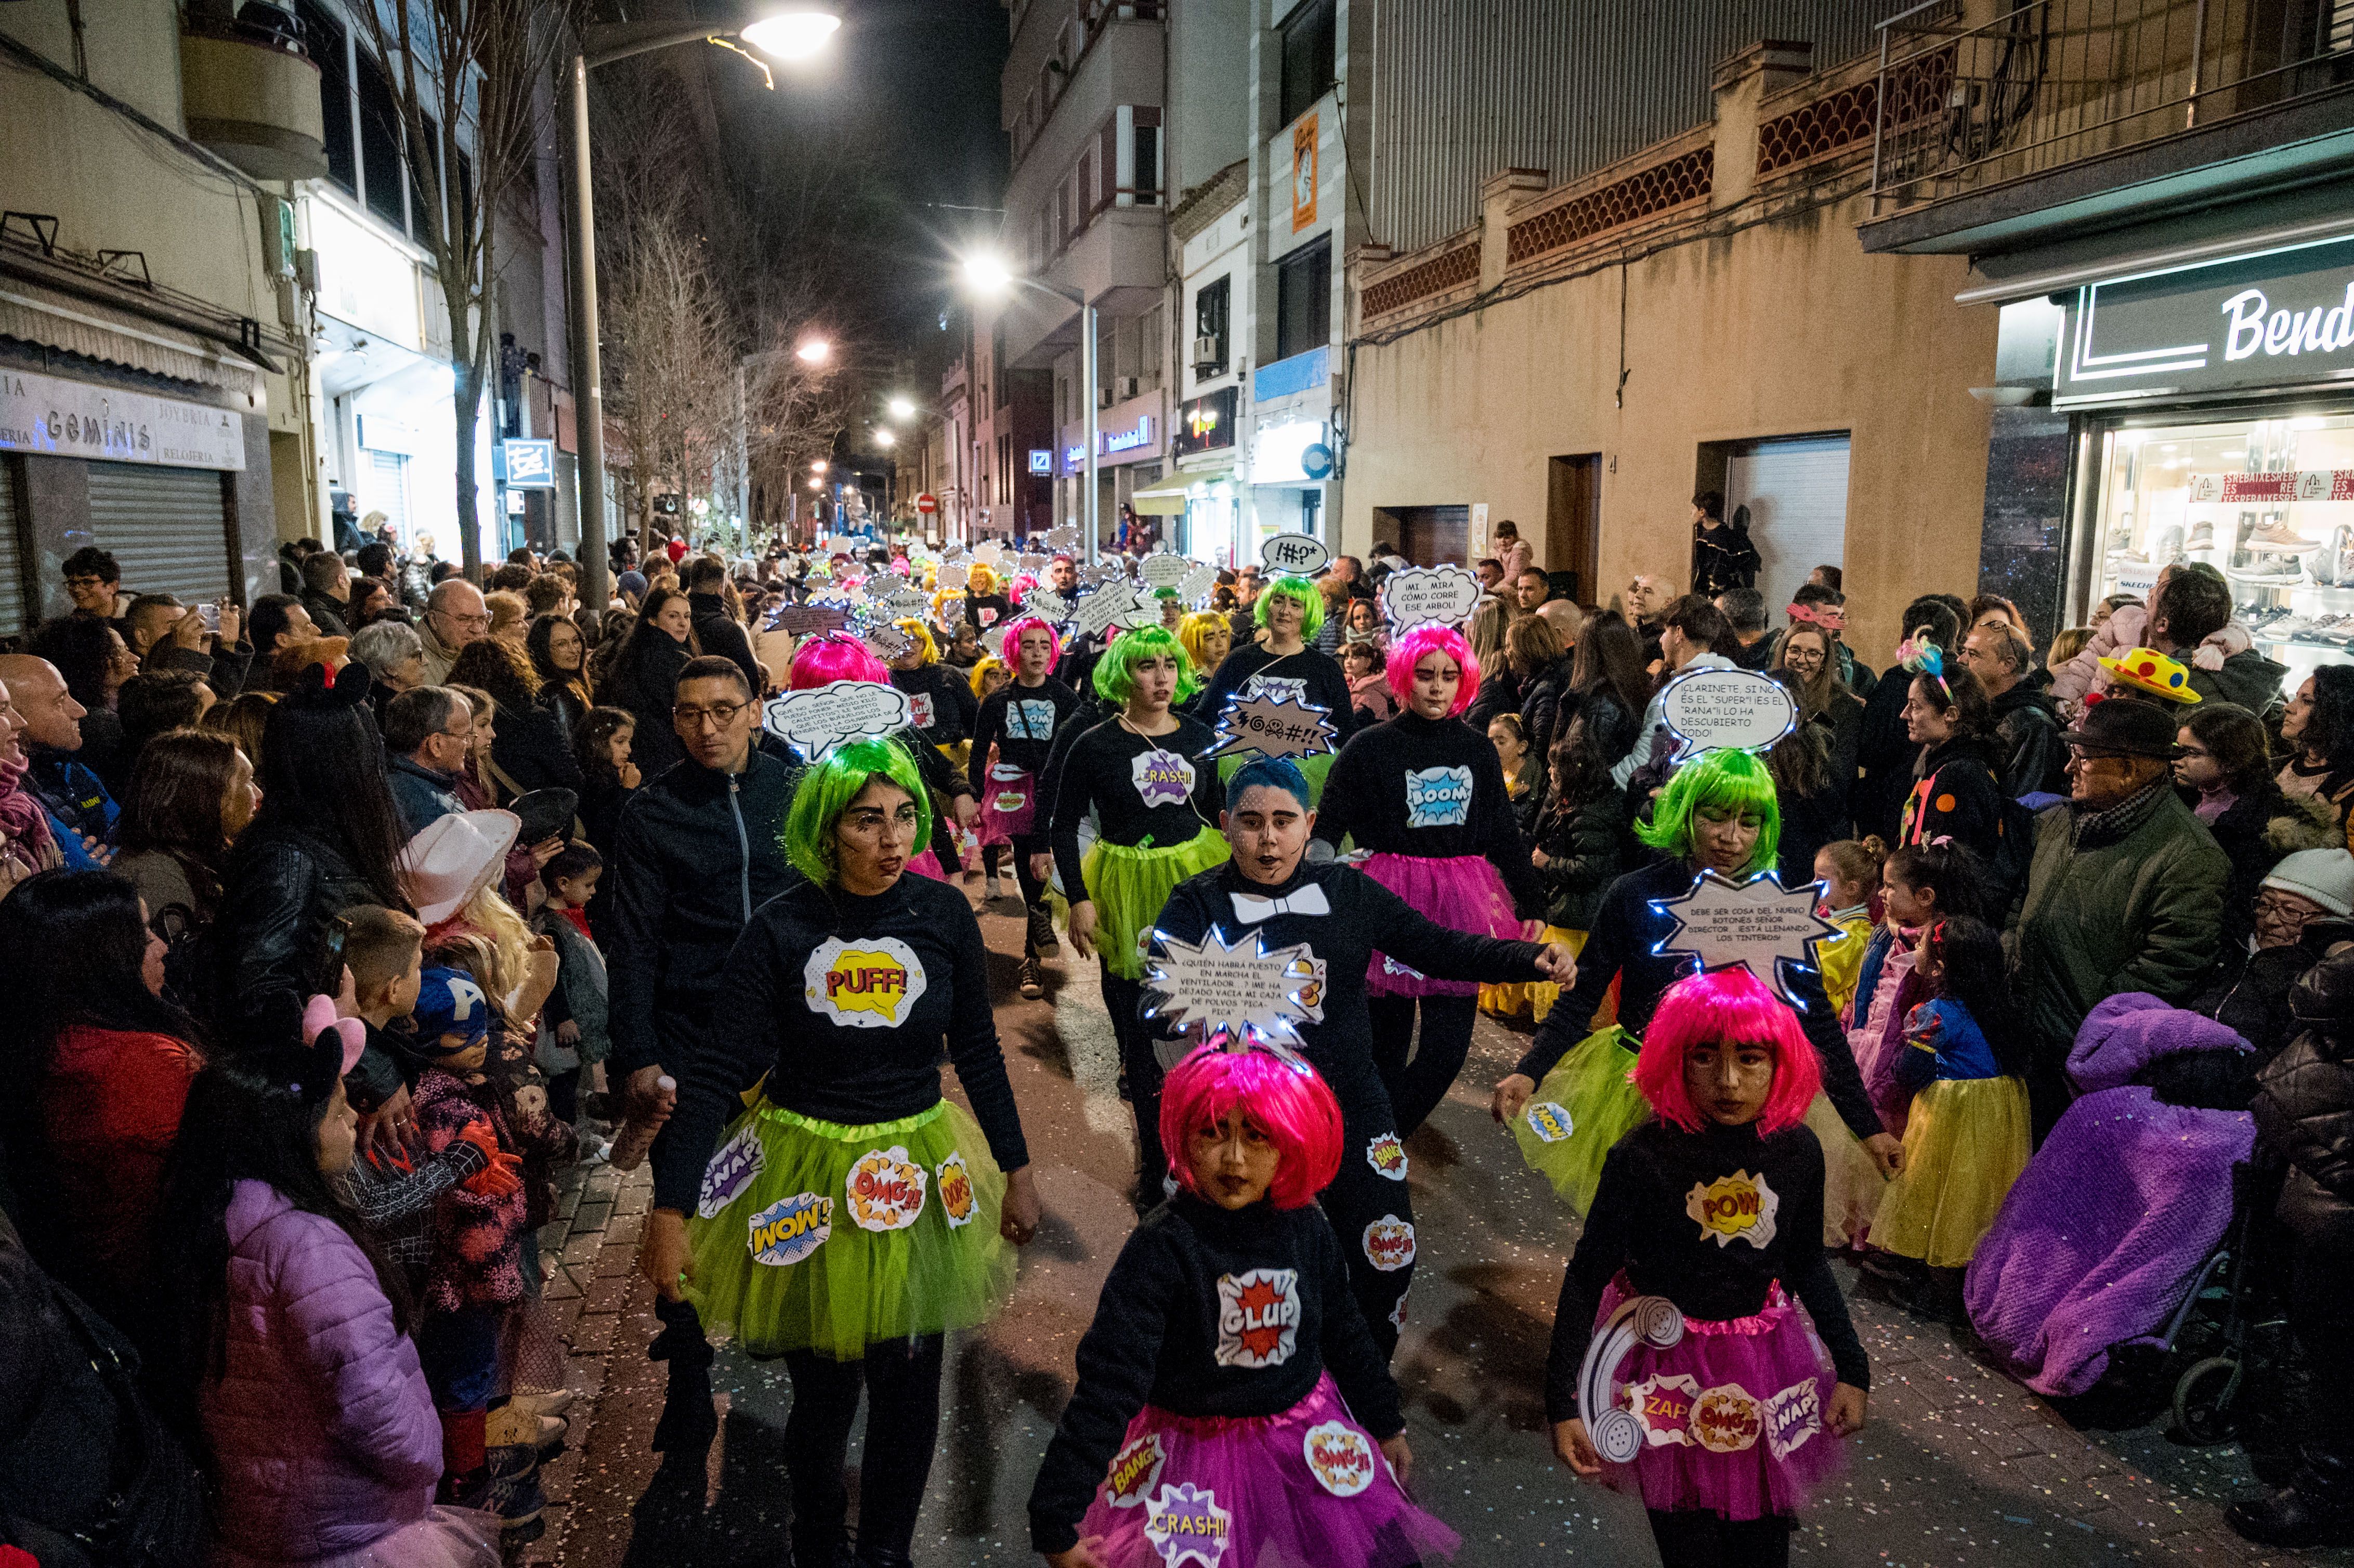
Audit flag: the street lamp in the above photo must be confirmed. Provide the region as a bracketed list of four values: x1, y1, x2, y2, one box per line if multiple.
[796, 336, 832, 365]
[886, 395, 916, 421]
[960, 249, 1097, 564]
[568, 7, 840, 612]
[873, 428, 896, 449]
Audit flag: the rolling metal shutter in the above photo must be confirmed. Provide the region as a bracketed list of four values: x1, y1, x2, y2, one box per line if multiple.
[369, 449, 411, 539]
[85, 462, 236, 606]
[0, 459, 25, 638]
[1725, 436, 1851, 624]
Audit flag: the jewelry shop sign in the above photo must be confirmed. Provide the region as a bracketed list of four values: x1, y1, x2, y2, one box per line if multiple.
[0, 368, 246, 471]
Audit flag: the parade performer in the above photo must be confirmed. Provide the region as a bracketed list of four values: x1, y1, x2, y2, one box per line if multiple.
[887, 617, 979, 767]
[1316, 624, 1548, 1135]
[1027, 1043, 1458, 1568]
[1192, 573, 1358, 801]
[1493, 749, 1897, 1215]
[642, 737, 1039, 1568]
[1149, 755, 1574, 1348]
[1547, 969, 1869, 1568]
[969, 616, 1083, 997]
[789, 632, 977, 882]
[1046, 625, 1229, 1204]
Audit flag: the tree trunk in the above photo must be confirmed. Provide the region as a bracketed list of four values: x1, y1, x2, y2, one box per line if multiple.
[452, 356, 486, 579]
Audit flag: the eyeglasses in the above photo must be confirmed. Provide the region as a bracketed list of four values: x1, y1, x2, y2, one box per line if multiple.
[435, 609, 492, 632]
[672, 701, 748, 730]
[64, 575, 106, 590]
[440, 725, 476, 744]
[2255, 892, 2324, 922]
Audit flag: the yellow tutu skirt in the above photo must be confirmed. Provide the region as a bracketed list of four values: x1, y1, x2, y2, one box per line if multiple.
[1805, 1093, 1889, 1248]
[1082, 828, 1231, 981]
[1814, 917, 1873, 1021]
[1872, 1076, 2031, 1269]
[1511, 1024, 1649, 1216]
[1481, 926, 1584, 1022]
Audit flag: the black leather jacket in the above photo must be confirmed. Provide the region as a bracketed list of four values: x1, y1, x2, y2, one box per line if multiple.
[2254, 931, 2354, 1247]
[606, 749, 803, 1078]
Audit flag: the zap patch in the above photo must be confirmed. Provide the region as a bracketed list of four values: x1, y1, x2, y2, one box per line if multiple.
[845, 1146, 928, 1232]
[1141, 1482, 1231, 1568]
[1302, 1420, 1377, 1497]
[1362, 1214, 1416, 1273]
[935, 1150, 977, 1229]
[1627, 1373, 1699, 1447]
[1685, 1170, 1778, 1249]
[1365, 1131, 1408, 1180]
[1102, 1432, 1167, 1509]
[1524, 1102, 1574, 1143]
[747, 1192, 832, 1266]
[804, 936, 928, 1029]
[1214, 1267, 1300, 1369]
[697, 1127, 764, 1219]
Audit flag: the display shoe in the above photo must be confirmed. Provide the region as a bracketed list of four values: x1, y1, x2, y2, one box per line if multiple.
[1026, 904, 1060, 958]
[1018, 955, 1044, 1001]
[2246, 518, 2322, 552]
[507, 1387, 577, 1420]
[485, 1403, 568, 1455]
[2228, 559, 2303, 583]
[2186, 519, 2216, 552]
[2227, 1449, 2354, 1548]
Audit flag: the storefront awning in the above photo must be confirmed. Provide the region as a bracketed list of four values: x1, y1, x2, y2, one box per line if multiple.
[1131, 468, 1232, 514]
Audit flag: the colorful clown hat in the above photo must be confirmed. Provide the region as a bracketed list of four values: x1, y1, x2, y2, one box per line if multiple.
[2098, 645, 2201, 704]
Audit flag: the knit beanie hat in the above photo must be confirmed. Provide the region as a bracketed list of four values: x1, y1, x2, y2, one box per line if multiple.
[2262, 848, 2354, 917]
[412, 965, 491, 1054]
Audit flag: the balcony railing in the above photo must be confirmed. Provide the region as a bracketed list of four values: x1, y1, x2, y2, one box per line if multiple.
[1868, 0, 2354, 216]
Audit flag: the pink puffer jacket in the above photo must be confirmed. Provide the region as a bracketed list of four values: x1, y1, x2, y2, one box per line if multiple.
[203, 1180, 441, 1563]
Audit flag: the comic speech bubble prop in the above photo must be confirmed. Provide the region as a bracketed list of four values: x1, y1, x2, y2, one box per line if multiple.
[1203, 691, 1338, 761]
[1176, 562, 1219, 605]
[1140, 551, 1195, 590]
[973, 540, 1009, 567]
[856, 617, 918, 663]
[1143, 926, 1328, 1050]
[1378, 564, 1482, 634]
[1658, 667, 1799, 761]
[1021, 587, 1073, 625]
[763, 680, 912, 760]
[1071, 581, 1140, 639]
[1044, 524, 1082, 553]
[766, 604, 849, 636]
[881, 588, 931, 620]
[1261, 532, 1331, 576]
[935, 560, 969, 593]
[1649, 869, 1838, 1008]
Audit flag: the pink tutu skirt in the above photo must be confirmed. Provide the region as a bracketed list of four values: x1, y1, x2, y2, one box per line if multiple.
[213, 1505, 501, 1568]
[1593, 1275, 1842, 1520]
[1077, 1371, 1457, 1568]
[977, 764, 1036, 847]
[1360, 853, 1519, 999]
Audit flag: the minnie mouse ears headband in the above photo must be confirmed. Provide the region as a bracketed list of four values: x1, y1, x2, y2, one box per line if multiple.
[269, 994, 365, 1104]
[281, 657, 371, 712]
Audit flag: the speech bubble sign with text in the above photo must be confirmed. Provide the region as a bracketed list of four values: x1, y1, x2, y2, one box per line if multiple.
[1378, 564, 1482, 634]
[1140, 551, 1195, 590]
[1261, 531, 1331, 577]
[1658, 667, 1798, 761]
[1649, 869, 1839, 1009]
[1143, 926, 1328, 1051]
[763, 680, 913, 760]
[1203, 690, 1338, 761]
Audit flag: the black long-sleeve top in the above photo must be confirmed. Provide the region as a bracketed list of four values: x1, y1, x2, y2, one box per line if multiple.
[1194, 642, 1360, 751]
[1545, 1119, 1868, 1422]
[1150, 859, 1543, 1114]
[1515, 856, 1881, 1143]
[1027, 1194, 1402, 1553]
[651, 871, 1030, 1212]
[1047, 714, 1224, 899]
[967, 674, 1082, 794]
[891, 662, 979, 747]
[1314, 710, 1547, 920]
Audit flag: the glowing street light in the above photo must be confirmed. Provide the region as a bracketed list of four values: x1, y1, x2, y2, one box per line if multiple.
[739, 9, 840, 60]
[795, 336, 832, 365]
[957, 248, 1096, 561]
[810, 459, 829, 474]
[873, 428, 896, 448]
[807, 478, 823, 490]
[886, 395, 916, 421]
[960, 251, 1015, 297]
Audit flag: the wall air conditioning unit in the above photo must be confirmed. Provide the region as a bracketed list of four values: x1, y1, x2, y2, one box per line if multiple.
[1192, 334, 1223, 373]
[1112, 376, 1141, 400]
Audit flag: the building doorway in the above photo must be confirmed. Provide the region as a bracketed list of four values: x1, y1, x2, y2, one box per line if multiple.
[1702, 434, 1851, 621]
[1547, 453, 1601, 603]
[1374, 504, 1469, 566]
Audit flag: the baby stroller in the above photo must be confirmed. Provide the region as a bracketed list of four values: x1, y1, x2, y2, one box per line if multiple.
[1965, 994, 2261, 1406]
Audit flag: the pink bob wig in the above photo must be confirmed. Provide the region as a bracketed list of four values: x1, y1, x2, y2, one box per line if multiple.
[1158, 1044, 1343, 1210]
[998, 616, 1062, 666]
[1632, 969, 1822, 1135]
[789, 631, 891, 690]
[1385, 624, 1482, 716]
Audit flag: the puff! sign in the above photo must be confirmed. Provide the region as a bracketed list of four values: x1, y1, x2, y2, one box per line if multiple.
[845, 1146, 928, 1232]
[805, 936, 927, 1028]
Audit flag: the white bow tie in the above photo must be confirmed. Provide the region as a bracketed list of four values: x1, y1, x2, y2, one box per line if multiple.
[1231, 884, 1331, 923]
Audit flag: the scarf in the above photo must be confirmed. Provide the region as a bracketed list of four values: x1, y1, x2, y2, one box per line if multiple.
[0, 750, 56, 859]
[2072, 775, 2174, 850]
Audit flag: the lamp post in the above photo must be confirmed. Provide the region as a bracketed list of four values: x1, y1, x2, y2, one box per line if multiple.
[567, 8, 839, 611]
[960, 254, 1097, 565]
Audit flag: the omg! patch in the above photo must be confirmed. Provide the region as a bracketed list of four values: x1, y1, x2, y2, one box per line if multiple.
[1302, 1420, 1376, 1496]
[1102, 1432, 1166, 1508]
[1141, 1482, 1230, 1567]
[1685, 1169, 1778, 1248]
[1215, 1268, 1300, 1368]
[1690, 1384, 1762, 1453]
[935, 1150, 977, 1229]
[747, 1192, 832, 1265]
[844, 1145, 927, 1232]
[1524, 1101, 1574, 1143]
[1764, 1380, 1822, 1460]
[1627, 1373, 1699, 1447]
[1365, 1131, 1408, 1180]
[1362, 1214, 1416, 1272]
[805, 937, 928, 1028]
[696, 1127, 764, 1218]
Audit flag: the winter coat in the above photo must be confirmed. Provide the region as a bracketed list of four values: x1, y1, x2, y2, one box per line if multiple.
[1852, 664, 1919, 843]
[37, 1025, 200, 1327]
[1533, 785, 1627, 930]
[532, 907, 609, 1072]
[2009, 787, 2230, 1072]
[25, 745, 117, 870]
[609, 634, 695, 779]
[485, 699, 583, 798]
[2205, 783, 2339, 956]
[535, 681, 592, 753]
[1989, 672, 2064, 798]
[411, 1069, 530, 1312]
[2049, 604, 2272, 721]
[1519, 655, 1579, 764]
[2253, 945, 2354, 1247]
[1899, 734, 2008, 863]
[300, 590, 351, 641]
[1809, 694, 1865, 815]
[386, 754, 464, 836]
[1690, 518, 1759, 597]
[204, 1180, 440, 1564]
[687, 592, 761, 696]
[2194, 646, 2290, 722]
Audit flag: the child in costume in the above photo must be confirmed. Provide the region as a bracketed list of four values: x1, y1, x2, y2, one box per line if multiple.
[1870, 917, 2032, 1314]
[887, 616, 979, 769]
[1497, 748, 1891, 1216]
[1547, 969, 1870, 1568]
[1189, 573, 1359, 802]
[1027, 1044, 1457, 1568]
[1317, 624, 1548, 1135]
[1809, 837, 1885, 1020]
[1846, 841, 1988, 1138]
[1515, 715, 1628, 1025]
[968, 617, 1084, 994]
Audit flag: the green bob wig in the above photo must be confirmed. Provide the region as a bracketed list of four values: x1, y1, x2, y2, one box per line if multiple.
[783, 735, 934, 885]
[1634, 747, 1781, 876]
[1093, 623, 1202, 708]
[1254, 573, 1326, 640]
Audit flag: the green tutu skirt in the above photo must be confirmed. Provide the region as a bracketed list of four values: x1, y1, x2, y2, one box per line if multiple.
[685, 1097, 1014, 1360]
[1512, 1025, 1651, 1216]
[1215, 748, 1336, 807]
[1083, 827, 1231, 981]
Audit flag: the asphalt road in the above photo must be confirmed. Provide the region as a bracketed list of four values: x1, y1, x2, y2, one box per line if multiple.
[554, 889, 2354, 1568]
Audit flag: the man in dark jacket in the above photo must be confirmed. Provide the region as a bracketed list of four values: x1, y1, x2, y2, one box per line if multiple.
[682, 556, 760, 694]
[2008, 699, 2229, 1140]
[1688, 491, 1759, 598]
[1963, 623, 2063, 796]
[382, 687, 470, 834]
[2151, 566, 2290, 721]
[0, 654, 116, 869]
[299, 551, 354, 639]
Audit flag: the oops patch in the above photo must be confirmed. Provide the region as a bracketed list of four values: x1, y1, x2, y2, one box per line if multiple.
[696, 1127, 764, 1218]
[935, 1151, 977, 1229]
[845, 1145, 927, 1232]
[1302, 1420, 1376, 1496]
[1214, 1267, 1300, 1369]
[805, 936, 927, 1028]
[1362, 1214, 1416, 1272]
[747, 1192, 832, 1265]
[1132, 748, 1196, 808]
[1685, 1169, 1779, 1249]
[1404, 765, 1474, 829]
